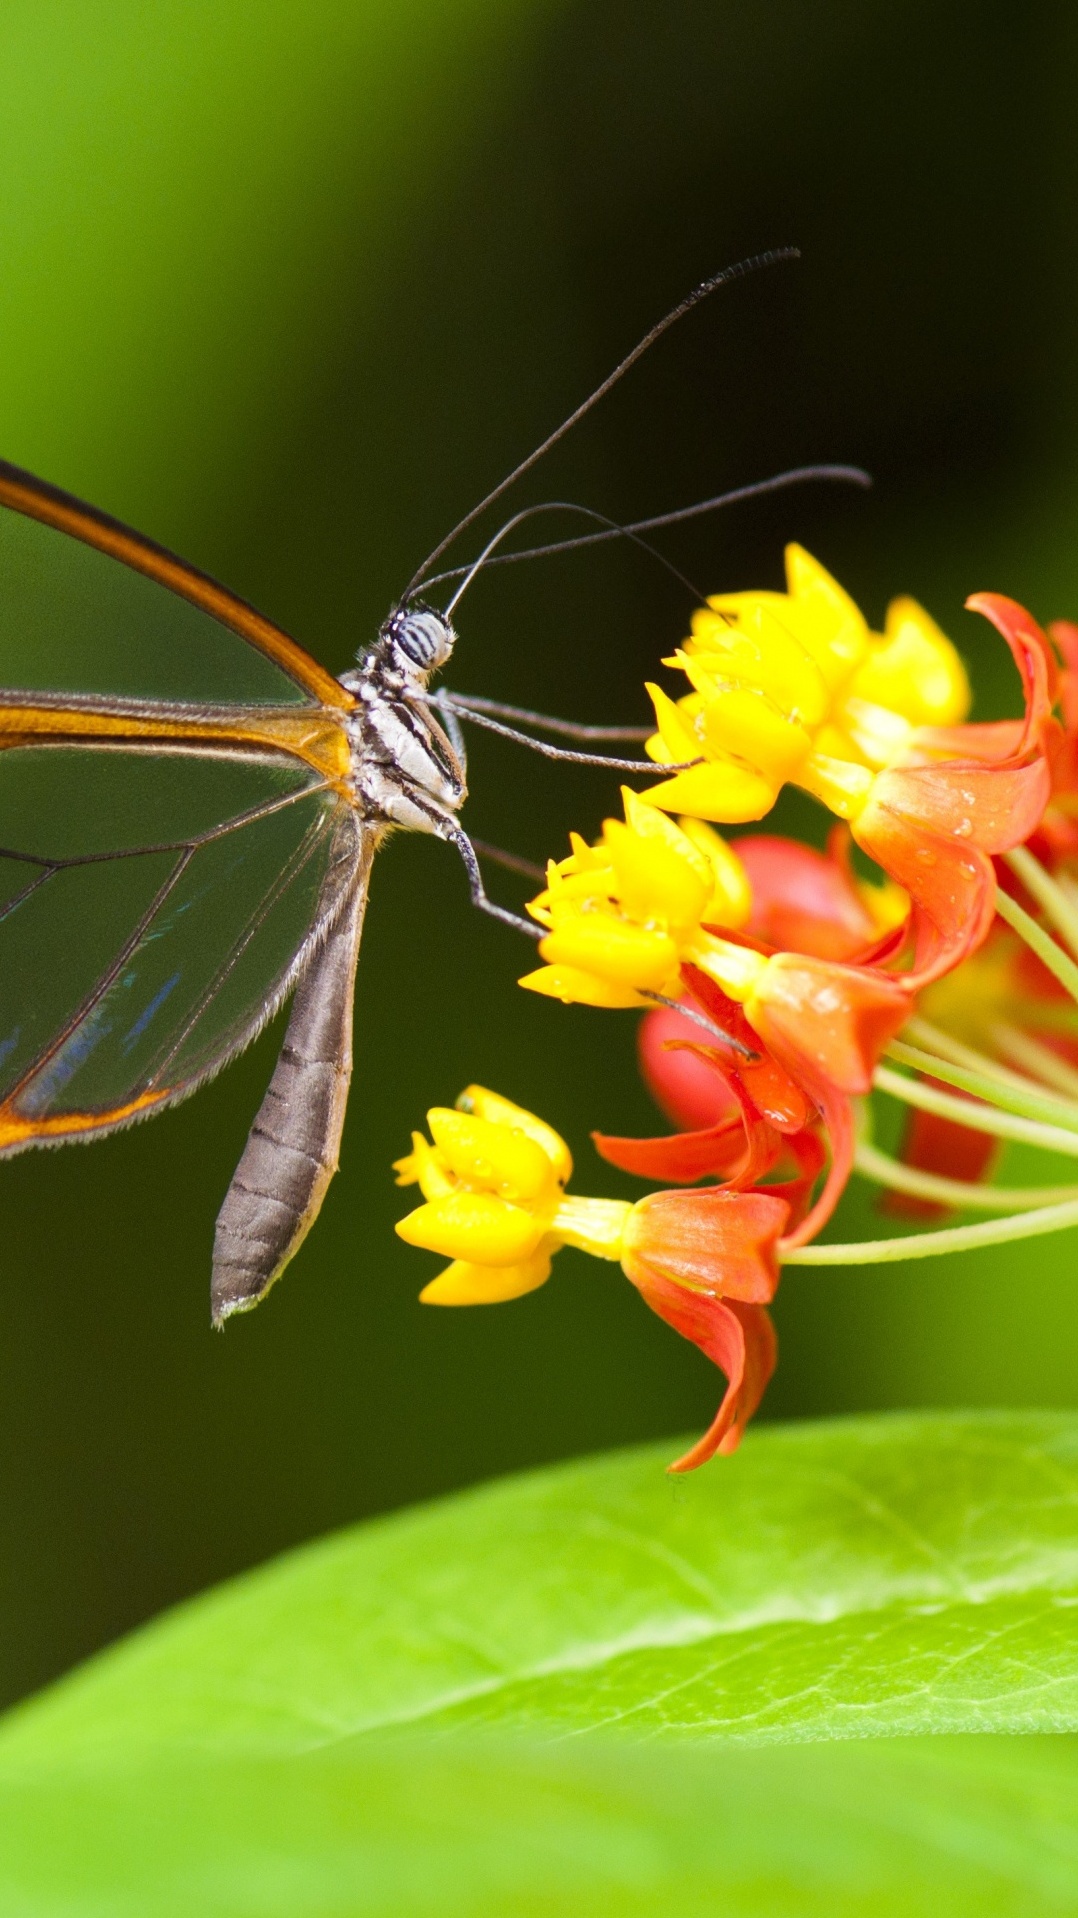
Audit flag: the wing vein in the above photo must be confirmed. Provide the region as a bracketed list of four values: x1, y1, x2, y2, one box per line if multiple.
[0, 866, 56, 925]
[0, 777, 332, 869]
[4, 847, 195, 1107]
[144, 806, 351, 1091]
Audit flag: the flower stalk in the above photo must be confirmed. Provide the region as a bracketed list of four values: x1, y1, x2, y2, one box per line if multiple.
[884, 1037, 1078, 1132]
[1005, 845, 1078, 962]
[784, 1196, 1078, 1265]
[994, 887, 1078, 1005]
[872, 1066, 1078, 1157]
[852, 1140, 1078, 1212]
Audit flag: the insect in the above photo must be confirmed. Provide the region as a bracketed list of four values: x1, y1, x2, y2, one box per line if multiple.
[0, 252, 864, 1323]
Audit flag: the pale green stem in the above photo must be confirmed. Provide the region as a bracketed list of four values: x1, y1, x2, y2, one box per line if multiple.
[995, 887, 1078, 1006]
[904, 1014, 1078, 1105]
[1005, 845, 1078, 963]
[990, 1022, 1078, 1102]
[853, 1140, 1078, 1212]
[783, 1196, 1078, 1264]
[873, 1064, 1078, 1159]
[1057, 871, 1078, 918]
[885, 1038, 1078, 1134]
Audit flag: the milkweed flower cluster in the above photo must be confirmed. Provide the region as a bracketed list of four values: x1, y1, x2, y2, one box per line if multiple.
[395, 549, 1078, 1471]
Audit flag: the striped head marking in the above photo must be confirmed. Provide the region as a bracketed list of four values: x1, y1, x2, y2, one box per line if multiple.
[382, 607, 455, 679]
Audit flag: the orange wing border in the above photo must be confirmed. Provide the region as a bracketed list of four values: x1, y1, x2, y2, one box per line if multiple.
[0, 457, 354, 712]
[0, 1090, 170, 1155]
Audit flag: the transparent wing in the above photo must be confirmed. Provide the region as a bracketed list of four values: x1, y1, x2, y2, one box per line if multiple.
[0, 745, 363, 1153]
[0, 459, 351, 708]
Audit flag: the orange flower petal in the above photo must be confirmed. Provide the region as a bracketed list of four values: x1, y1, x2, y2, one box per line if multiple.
[852, 595, 1055, 984]
[593, 1113, 756, 1185]
[965, 592, 1058, 752]
[678, 966, 812, 1132]
[736, 829, 895, 960]
[1049, 619, 1078, 732]
[635, 1280, 778, 1469]
[621, 1186, 788, 1304]
[778, 1076, 855, 1250]
[746, 953, 910, 1097]
[862, 755, 1052, 864]
[597, 1042, 785, 1187]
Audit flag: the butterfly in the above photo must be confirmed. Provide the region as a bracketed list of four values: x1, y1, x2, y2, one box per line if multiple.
[0, 251, 858, 1324]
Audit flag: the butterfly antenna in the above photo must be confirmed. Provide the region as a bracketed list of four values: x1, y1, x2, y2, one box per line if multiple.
[404, 246, 800, 599]
[443, 499, 704, 617]
[423, 463, 871, 596]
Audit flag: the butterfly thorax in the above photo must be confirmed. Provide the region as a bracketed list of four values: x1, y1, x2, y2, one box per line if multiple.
[338, 607, 465, 835]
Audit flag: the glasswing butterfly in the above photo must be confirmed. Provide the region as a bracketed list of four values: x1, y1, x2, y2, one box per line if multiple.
[0, 252, 862, 1324]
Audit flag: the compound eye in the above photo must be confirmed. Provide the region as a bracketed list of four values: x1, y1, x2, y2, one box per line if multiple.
[394, 611, 452, 669]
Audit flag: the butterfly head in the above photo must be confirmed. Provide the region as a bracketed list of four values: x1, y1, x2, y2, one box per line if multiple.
[382, 606, 456, 680]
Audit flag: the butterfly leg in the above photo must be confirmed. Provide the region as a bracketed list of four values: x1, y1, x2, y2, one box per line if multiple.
[431, 698, 696, 773]
[438, 693, 650, 743]
[431, 690, 468, 776]
[469, 838, 544, 882]
[443, 823, 543, 939]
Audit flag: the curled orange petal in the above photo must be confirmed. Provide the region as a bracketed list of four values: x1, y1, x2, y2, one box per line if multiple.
[854, 749, 1051, 987]
[596, 1047, 785, 1188]
[637, 1280, 778, 1469]
[593, 1112, 758, 1185]
[964, 592, 1058, 753]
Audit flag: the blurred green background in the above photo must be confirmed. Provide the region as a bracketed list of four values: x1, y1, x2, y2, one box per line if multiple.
[1, 0, 1077, 1708]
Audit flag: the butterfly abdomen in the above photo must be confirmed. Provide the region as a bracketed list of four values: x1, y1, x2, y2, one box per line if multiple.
[210, 857, 370, 1323]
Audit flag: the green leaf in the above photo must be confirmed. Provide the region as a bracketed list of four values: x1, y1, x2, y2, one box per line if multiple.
[2, 1735, 1078, 1916]
[5, 1411, 1078, 1911]
[6, 1410, 1078, 1760]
